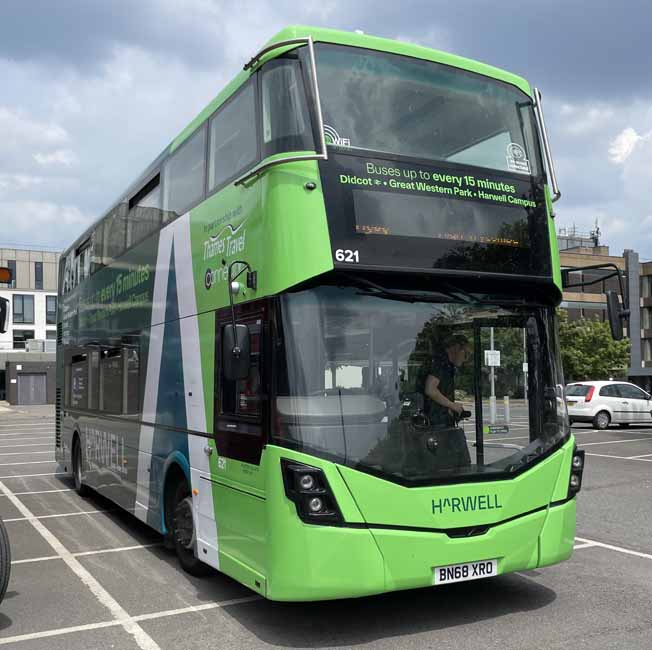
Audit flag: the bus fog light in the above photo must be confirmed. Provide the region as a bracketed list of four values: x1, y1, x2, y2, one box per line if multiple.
[572, 455, 583, 470]
[299, 474, 315, 490]
[569, 474, 581, 489]
[308, 497, 323, 512]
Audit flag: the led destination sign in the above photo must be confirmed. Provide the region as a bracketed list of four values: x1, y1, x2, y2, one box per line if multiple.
[320, 153, 552, 277]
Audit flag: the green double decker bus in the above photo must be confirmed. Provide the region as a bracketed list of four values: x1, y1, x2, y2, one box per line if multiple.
[56, 26, 585, 601]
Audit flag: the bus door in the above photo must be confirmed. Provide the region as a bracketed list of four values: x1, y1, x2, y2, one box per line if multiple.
[212, 309, 267, 569]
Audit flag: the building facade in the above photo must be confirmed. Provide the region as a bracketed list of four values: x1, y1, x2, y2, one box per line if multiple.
[0, 247, 60, 402]
[558, 230, 652, 389]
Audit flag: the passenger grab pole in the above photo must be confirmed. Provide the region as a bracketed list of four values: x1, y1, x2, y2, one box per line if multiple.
[474, 324, 484, 466]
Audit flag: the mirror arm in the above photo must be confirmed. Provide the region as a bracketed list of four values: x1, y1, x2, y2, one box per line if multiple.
[227, 260, 253, 357]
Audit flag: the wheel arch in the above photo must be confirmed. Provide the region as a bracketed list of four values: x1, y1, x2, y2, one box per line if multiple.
[161, 452, 191, 535]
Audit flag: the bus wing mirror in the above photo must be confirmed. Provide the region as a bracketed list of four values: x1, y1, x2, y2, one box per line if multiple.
[0, 297, 8, 334]
[222, 324, 251, 381]
[606, 290, 624, 341]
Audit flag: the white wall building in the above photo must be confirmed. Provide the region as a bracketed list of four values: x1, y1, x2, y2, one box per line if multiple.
[0, 247, 60, 401]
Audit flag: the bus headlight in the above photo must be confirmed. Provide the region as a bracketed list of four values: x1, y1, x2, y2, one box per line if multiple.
[567, 448, 585, 498]
[281, 459, 343, 525]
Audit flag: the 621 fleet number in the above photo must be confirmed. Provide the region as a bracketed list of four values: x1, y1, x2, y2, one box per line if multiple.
[335, 249, 360, 263]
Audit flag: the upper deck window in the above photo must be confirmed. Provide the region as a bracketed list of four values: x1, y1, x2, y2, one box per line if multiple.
[314, 44, 542, 177]
[208, 81, 258, 190]
[163, 125, 207, 218]
[261, 58, 314, 157]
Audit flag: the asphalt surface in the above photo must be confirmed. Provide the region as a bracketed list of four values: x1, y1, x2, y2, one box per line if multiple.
[0, 403, 650, 649]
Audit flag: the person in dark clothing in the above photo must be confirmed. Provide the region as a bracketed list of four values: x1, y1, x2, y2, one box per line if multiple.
[420, 333, 471, 427]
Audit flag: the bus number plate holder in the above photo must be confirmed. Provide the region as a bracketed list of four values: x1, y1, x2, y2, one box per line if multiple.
[433, 559, 498, 585]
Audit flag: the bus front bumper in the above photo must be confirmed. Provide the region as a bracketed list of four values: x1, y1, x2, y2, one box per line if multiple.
[265, 498, 575, 601]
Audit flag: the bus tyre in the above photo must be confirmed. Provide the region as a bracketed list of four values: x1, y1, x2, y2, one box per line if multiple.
[171, 482, 210, 577]
[593, 411, 610, 430]
[0, 517, 10, 604]
[72, 438, 89, 497]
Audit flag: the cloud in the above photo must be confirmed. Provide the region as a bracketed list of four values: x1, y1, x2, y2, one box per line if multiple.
[609, 127, 651, 164]
[33, 149, 78, 167]
[1, 0, 652, 261]
[0, 200, 89, 248]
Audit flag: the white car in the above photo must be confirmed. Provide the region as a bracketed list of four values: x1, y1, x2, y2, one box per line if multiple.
[566, 381, 652, 429]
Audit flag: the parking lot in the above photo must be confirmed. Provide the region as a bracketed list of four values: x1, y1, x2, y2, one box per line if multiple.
[0, 404, 650, 649]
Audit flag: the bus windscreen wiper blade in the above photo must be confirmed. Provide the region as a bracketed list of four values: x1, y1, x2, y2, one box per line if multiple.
[341, 274, 462, 303]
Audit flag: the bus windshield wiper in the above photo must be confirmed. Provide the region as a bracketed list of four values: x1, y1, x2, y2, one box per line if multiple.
[341, 274, 468, 304]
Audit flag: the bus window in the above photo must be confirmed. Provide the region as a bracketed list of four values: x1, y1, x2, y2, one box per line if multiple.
[103, 206, 128, 265]
[89, 348, 99, 410]
[69, 353, 89, 409]
[208, 82, 257, 191]
[126, 175, 162, 248]
[100, 347, 123, 414]
[91, 224, 105, 275]
[261, 58, 314, 157]
[163, 125, 207, 218]
[124, 340, 141, 415]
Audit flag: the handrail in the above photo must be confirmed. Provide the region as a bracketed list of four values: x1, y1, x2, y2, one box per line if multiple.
[533, 87, 561, 203]
[236, 36, 327, 186]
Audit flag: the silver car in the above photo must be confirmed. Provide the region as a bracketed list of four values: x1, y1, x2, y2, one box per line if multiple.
[566, 380, 652, 429]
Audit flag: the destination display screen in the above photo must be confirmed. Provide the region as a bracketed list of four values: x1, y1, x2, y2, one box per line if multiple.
[320, 153, 552, 277]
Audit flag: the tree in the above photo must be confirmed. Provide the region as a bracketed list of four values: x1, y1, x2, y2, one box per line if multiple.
[558, 310, 630, 382]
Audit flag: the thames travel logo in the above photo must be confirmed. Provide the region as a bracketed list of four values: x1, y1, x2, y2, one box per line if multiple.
[202, 222, 246, 289]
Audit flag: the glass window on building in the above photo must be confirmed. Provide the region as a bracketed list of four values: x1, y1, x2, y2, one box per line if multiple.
[566, 308, 582, 322]
[13, 329, 35, 350]
[46, 330, 56, 339]
[642, 276, 652, 299]
[582, 308, 605, 321]
[13, 295, 34, 324]
[3, 260, 16, 288]
[34, 261, 43, 290]
[46, 296, 57, 325]
[643, 339, 652, 362]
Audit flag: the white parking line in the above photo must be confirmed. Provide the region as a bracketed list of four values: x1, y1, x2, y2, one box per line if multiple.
[0, 420, 56, 430]
[580, 438, 652, 446]
[0, 481, 162, 650]
[12, 543, 163, 566]
[0, 433, 52, 438]
[627, 453, 652, 459]
[0, 442, 53, 448]
[0, 472, 66, 479]
[0, 595, 259, 646]
[4, 509, 111, 523]
[0, 460, 55, 467]
[573, 542, 597, 550]
[0, 451, 52, 456]
[586, 452, 652, 462]
[0, 488, 72, 496]
[575, 536, 652, 561]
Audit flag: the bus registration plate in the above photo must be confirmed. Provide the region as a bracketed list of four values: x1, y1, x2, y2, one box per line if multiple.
[434, 559, 498, 585]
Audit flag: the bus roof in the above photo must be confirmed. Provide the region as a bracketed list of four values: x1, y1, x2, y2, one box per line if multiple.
[63, 25, 533, 259]
[172, 25, 533, 152]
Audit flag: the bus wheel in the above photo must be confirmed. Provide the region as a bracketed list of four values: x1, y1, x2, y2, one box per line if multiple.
[72, 438, 89, 497]
[593, 411, 610, 430]
[171, 482, 210, 577]
[0, 517, 11, 603]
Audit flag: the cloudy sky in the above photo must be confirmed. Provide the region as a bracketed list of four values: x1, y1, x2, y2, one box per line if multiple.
[1, 1, 651, 257]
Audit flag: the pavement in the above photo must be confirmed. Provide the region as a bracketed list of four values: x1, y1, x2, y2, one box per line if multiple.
[0, 405, 650, 649]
